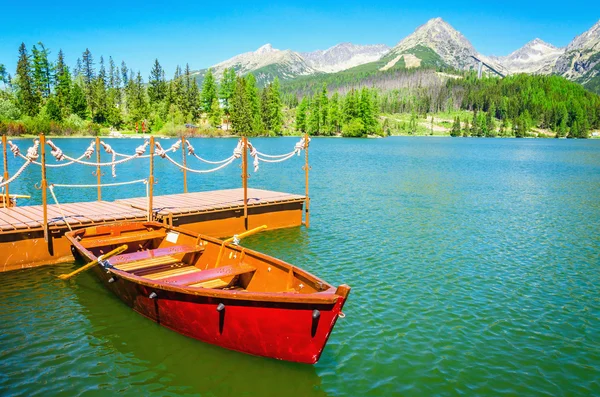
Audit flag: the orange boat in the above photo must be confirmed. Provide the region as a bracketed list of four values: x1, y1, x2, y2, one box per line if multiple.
[65, 222, 350, 364]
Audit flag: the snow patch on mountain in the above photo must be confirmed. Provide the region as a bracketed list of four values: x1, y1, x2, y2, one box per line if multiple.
[301, 43, 390, 73]
[208, 44, 316, 80]
[493, 39, 564, 74]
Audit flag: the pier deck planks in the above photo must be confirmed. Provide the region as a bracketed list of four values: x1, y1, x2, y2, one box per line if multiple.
[0, 202, 147, 232]
[115, 188, 305, 217]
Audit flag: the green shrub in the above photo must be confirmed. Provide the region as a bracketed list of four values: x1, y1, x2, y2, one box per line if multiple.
[0, 99, 21, 121]
[342, 118, 364, 137]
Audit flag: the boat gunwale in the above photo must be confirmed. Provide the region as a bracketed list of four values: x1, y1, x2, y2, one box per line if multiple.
[66, 221, 346, 305]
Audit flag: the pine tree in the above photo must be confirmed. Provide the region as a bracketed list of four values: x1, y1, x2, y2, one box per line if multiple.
[148, 59, 166, 104]
[170, 65, 185, 113]
[219, 68, 236, 115]
[230, 77, 252, 134]
[187, 75, 201, 121]
[81, 48, 95, 116]
[268, 77, 283, 134]
[120, 61, 129, 86]
[0, 64, 7, 90]
[307, 92, 321, 134]
[201, 68, 217, 113]
[92, 57, 108, 124]
[462, 118, 470, 137]
[70, 81, 87, 119]
[245, 74, 262, 134]
[127, 71, 149, 125]
[16, 43, 39, 116]
[329, 92, 341, 135]
[54, 49, 72, 117]
[295, 97, 308, 133]
[450, 117, 461, 137]
[44, 96, 62, 121]
[209, 98, 223, 128]
[32, 43, 52, 99]
[319, 84, 328, 131]
[260, 86, 271, 132]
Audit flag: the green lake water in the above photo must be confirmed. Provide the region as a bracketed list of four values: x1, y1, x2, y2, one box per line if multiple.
[1, 137, 599, 396]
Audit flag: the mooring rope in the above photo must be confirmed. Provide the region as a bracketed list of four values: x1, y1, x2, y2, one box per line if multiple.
[48, 178, 149, 230]
[185, 141, 237, 165]
[162, 153, 236, 174]
[246, 137, 309, 172]
[0, 160, 31, 188]
[50, 179, 148, 189]
[48, 185, 73, 231]
[156, 140, 240, 174]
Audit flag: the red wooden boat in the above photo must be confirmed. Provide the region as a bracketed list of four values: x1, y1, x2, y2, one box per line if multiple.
[65, 222, 350, 364]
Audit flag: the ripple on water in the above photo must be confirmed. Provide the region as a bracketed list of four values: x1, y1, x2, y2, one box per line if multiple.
[1, 137, 600, 396]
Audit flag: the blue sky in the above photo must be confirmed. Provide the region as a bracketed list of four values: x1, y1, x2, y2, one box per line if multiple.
[1, 1, 599, 78]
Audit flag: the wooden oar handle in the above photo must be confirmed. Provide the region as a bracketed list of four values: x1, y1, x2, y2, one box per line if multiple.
[225, 225, 267, 243]
[58, 244, 128, 280]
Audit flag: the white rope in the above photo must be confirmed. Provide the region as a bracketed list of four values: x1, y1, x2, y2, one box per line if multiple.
[12, 140, 95, 168]
[50, 179, 147, 189]
[154, 141, 182, 159]
[162, 153, 236, 174]
[185, 141, 237, 164]
[257, 151, 298, 163]
[245, 137, 308, 172]
[48, 185, 73, 232]
[0, 160, 31, 188]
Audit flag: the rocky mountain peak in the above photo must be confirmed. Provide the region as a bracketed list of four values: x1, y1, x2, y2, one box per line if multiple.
[566, 19, 600, 51]
[255, 43, 276, 54]
[496, 38, 564, 74]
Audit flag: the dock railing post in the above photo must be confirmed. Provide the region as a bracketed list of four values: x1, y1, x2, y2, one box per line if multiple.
[242, 136, 248, 230]
[40, 134, 48, 242]
[181, 135, 188, 193]
[2, 135, 9, 208]
[148, 136, 155, 222]
[303, 132, 310, 227]
[95, 136, 101, 201]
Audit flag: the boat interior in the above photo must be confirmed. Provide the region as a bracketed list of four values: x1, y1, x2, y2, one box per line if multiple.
[71, 222, 331, 294]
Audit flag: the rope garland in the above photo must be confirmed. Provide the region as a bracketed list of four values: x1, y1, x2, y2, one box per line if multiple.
[50, 179, 147, 189]
[162, 153, 236, 174]
[185, 140, 238, 164]
[0, 160, 31, 188]
[48, 185, 73, 231]
[0, 136, 310, 188]
[246, 137, 309, 172]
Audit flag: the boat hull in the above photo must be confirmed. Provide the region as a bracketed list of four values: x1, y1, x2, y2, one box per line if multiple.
[83, 251, 347, 364]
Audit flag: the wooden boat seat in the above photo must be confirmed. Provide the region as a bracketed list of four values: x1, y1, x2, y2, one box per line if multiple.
[83, 230, 165, 249]
[160, 263, 256, 288]
[143, 265, 202, 280]
[111, 245, 204, 265]
[114, 255, 181, 272]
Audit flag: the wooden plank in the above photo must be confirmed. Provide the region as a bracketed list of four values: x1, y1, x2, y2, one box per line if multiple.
[0, 209, 40, 229]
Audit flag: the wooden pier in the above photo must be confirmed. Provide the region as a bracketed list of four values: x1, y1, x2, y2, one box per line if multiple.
[0, 135, 310, 273]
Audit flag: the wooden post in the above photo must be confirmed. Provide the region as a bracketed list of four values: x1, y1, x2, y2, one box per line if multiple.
[242, 136, 248, 230]
[181, 136, 188, 193]
[2, 135, 9, 208]
[304, 133, 310, 228]
[40, 134, 48, 242]
[95, 136, 101, 201]
[148, 136, 155, 222]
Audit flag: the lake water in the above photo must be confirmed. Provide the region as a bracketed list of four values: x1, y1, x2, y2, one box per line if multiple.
[1, 137, 599, 396]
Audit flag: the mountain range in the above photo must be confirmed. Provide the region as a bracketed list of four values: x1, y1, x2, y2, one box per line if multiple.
[190, 18, 600, 93]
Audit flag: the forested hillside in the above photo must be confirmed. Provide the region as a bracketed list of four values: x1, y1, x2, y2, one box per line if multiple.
[1, 42, 599, 139]
[0, 44, 285, 137]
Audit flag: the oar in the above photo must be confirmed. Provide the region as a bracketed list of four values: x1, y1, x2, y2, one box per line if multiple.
[216, 225, 267, 267]
[224, 224, 268, 244]
[58, 244, 128, 280]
